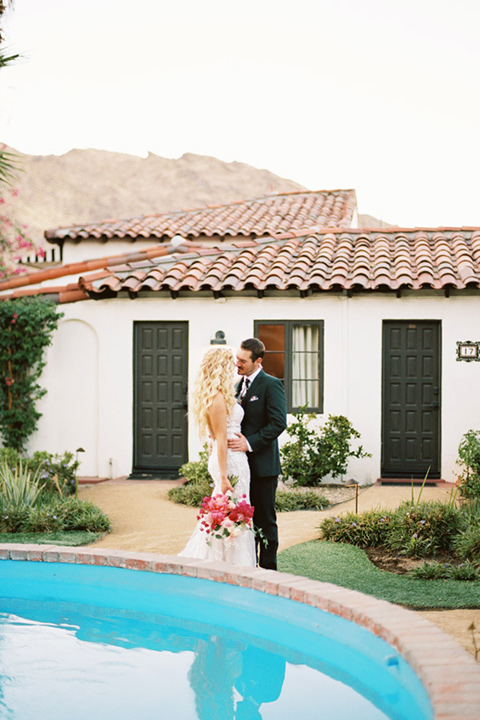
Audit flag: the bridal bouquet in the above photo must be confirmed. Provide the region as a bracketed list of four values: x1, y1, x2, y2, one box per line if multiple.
[198, 487, 255, 543]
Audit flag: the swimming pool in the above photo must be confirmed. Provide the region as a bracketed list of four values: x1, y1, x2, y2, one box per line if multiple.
[1, 545, 479, 720]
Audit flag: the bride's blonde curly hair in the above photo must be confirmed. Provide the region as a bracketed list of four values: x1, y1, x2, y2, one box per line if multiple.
[191, 346, 237, 439]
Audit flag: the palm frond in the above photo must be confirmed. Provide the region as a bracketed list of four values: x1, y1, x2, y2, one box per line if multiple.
[0, 51, 19, 67]
[0, 146, 20, 185]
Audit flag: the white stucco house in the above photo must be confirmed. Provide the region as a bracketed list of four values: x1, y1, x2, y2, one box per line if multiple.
[2, 189, 479, 486]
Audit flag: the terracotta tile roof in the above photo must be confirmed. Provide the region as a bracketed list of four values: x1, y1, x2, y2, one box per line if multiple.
[3, 227, 480, 303]
[44, 190, 357, 243]
[77, 227, 480, 299]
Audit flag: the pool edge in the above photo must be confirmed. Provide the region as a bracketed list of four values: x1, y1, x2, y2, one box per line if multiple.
[1, 543, 479, 719]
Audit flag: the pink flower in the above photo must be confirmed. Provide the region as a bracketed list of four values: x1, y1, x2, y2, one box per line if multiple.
[198, 492, 255, 543]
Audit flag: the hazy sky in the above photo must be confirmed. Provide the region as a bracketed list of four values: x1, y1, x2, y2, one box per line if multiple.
[1, 0, 479, 227]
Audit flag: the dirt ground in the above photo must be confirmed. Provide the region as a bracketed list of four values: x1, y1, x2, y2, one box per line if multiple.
[79, 479, 480, 660]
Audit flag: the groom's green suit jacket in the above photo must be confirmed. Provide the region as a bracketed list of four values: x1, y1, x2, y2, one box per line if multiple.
[238, 370, 287, 478]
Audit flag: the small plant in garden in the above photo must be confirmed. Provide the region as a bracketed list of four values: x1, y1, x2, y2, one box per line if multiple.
[389, 501, 464, 557]
[275, 489, 329, 512]
[410, 560, 479, 582]
[321, 500, 467, 558]
[0, 506, 29, 532]
[51, 497, 111, 533]
[0, 450, 111, 536]
[447, 561, 480, 581]
[168, 443, 213, 507]
[0, 459, 44, 509]
[0, 495, 111, 534]
[456, 429, 480, 500]
[29, 451, 79, 497]
[321, 510, 393, 548]
[453, 524, 480, 561]
[409, 561, 447, 580]
[280, 408, 370, 487]
[0, 448, 80, 497]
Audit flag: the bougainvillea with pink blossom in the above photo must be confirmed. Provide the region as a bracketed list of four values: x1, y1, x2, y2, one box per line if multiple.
[0, 185, 44, 278]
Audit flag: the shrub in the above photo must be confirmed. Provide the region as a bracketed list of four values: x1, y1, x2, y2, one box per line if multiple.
[27, 451, 79, 497]
[0, 459, 44, 509]
[169, 444, 331, 512]
[410, 561, 447, 580]
[52, 497, 111, 532]
[169, 480, 212, 507]
[169, 444, 213, 507]
[280, 409, 370, 487]
[388, 501, 464, 557]
[0, 496, 110, 534]
[0, 449, 80, 498]
[447, 561, 480, 581]
[456, 429, 480, 500]
[410, 560, 479, 582]
[275, 490, 329, 512]
[0, 447, 21, 467]
[0, 505, 29, 532]
[320, 510, 394, 548]
[453, 525, 480, 560]
[178, 443, 211, 484]
[24, 506, 63, 532]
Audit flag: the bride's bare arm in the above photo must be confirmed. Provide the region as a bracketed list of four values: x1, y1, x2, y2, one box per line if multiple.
[208, 393, 234, 494]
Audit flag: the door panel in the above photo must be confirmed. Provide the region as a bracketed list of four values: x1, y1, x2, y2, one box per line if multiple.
[382, 321, 441, 478]
[133, 322, 188, 476]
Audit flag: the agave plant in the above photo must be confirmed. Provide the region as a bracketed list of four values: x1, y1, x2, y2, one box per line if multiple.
[0, 460, 44, 509]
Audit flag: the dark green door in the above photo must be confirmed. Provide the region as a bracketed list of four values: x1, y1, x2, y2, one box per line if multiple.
[382, 321, 441, 478]
[133, 322, 188, 477]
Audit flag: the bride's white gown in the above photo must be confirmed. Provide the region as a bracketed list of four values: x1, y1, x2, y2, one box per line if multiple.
[179, 403, 256, 566]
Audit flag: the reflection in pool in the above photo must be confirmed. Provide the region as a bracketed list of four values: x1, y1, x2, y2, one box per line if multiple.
[0, 560, 432, 720]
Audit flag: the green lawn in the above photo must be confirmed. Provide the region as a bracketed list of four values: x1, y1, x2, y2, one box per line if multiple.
[0, 531, 104, 546]
[278, 540, 480, 609]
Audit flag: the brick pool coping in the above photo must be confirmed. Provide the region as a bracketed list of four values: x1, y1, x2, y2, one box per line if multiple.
[1, 544, 479, 719]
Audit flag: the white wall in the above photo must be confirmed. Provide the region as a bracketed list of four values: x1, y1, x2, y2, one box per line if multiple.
[28, 290, 480, 484]
[32, 318, 99, 476]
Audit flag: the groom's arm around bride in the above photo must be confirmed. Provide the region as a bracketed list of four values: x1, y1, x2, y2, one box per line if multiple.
[229, 338, 287, 570]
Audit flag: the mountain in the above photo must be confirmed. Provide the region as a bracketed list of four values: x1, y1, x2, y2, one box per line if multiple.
[5, 147, 392, 252]
[6, 148, 307, 250]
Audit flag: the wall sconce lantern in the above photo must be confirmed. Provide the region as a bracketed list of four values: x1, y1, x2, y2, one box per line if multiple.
[211, 330, 226, 345]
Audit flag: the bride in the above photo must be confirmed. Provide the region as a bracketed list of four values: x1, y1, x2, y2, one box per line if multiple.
[179, 346, 256, 566]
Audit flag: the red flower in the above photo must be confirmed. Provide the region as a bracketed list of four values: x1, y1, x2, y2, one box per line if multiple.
[198, 492, 255, 543]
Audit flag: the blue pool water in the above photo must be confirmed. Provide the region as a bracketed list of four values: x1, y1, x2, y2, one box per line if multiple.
[0, 560, 432, 720]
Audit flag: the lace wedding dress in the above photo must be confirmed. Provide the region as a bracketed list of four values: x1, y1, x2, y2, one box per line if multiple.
[179, 403, 256, 567]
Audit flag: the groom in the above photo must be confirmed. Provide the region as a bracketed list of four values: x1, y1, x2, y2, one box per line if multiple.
[228, 338, 287, 570]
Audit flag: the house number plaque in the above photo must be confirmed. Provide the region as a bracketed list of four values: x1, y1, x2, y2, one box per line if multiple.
[456, 341, 480, 362]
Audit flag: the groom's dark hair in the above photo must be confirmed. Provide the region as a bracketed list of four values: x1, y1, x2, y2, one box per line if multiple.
[241, 337, 265, 361]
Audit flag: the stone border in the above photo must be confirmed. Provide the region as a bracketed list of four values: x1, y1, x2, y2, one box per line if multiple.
[1, 543, 479, 719]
